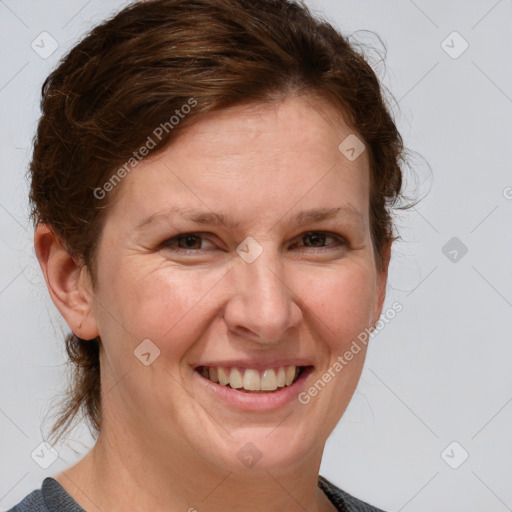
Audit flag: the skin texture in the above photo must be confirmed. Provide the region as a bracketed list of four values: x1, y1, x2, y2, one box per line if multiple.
[35, 94, 390, 512]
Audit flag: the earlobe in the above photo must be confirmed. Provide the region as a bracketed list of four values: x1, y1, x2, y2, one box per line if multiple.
[34, 224, 99, 340]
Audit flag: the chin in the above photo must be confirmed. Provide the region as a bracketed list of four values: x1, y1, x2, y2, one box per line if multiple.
[201, 426, 321, 475]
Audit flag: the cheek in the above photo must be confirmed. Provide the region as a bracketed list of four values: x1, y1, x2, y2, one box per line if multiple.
[99, 260, 228, 357]
[292, 262, 376, 429]
[302, 261, 377, 346]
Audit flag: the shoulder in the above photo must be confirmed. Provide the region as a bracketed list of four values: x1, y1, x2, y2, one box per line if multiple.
[7, 478, 84, 512]
[6, 486, 47, 512]
[318, 475, 388, 512]
[10, 475, 386, 512]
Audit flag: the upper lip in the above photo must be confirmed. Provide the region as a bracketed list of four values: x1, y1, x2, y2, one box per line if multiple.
[193, 358, 315, 371]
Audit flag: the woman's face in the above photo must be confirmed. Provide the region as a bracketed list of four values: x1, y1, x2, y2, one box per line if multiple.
[86, 94, 388, 473]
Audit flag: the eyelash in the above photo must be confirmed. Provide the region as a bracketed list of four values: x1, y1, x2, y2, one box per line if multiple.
[161, 231, 347, 254]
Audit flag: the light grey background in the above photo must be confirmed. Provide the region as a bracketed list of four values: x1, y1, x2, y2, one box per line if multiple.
[1, 1, 511, 511]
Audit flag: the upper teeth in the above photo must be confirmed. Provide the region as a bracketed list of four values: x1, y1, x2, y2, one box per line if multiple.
[199, 365, 300, 392]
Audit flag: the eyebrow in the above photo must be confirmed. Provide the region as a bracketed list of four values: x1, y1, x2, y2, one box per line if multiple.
[136, 205, 364, 231]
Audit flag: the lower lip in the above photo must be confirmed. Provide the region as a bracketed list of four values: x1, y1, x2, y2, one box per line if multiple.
[194, 367, 314, 412]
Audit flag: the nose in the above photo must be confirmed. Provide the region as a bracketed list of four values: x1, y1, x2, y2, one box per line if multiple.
[223, 250, 303, 345]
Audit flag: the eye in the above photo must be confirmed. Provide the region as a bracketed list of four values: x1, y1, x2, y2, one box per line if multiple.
[296, 231, 346, 250]
[161, 233, 214, 253]
[160, 230, 347, 255]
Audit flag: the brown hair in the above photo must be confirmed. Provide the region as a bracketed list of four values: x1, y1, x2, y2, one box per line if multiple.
[30, 0, 410, 444]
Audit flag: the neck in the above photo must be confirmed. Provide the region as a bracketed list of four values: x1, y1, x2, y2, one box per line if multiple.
[55, 420, 335, 512]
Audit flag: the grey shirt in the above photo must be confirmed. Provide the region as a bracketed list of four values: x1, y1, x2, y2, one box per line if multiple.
[8, 475, 386, 512]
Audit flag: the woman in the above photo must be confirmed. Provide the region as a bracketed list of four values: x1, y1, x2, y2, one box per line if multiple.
[11, 0, 407, 510]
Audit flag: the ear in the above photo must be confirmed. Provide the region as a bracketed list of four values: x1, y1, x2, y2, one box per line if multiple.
[34, 224, 99, 340]
[371, 238, 392, 328]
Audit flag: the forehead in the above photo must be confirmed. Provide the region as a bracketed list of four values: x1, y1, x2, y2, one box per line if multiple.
[166, 94, 365, 169]
[107, 94, 370, 228]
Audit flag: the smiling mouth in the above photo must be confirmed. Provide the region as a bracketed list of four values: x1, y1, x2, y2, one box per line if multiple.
[195, 365, 311, 393]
